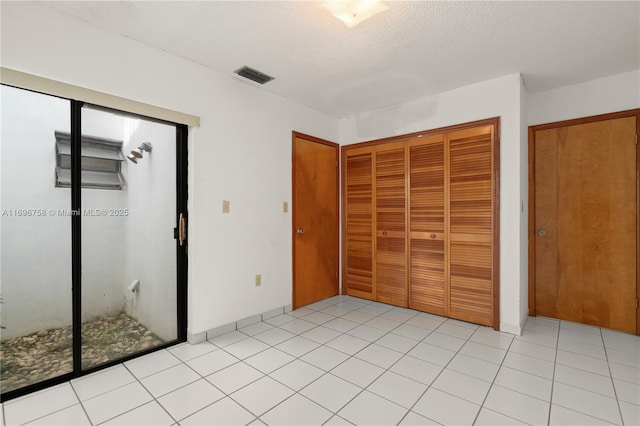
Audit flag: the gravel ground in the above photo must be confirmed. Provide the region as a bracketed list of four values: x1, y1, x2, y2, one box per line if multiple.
[1, 313, 164, 394]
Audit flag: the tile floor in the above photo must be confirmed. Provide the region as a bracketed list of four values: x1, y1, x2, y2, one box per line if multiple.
[2, 295, 639, 425]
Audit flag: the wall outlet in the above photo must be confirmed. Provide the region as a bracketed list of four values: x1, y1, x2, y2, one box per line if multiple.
[255, 274, 262, 287]
[222, 200, 230, 213]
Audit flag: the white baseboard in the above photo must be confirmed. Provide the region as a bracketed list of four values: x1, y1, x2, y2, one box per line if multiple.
[499, 322, 523, 336]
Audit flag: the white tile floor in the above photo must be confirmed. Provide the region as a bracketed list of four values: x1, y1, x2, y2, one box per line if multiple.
[2, 295, 639, 426]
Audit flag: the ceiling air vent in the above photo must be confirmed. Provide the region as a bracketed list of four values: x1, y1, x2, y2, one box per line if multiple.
[234, 66, 275, 85]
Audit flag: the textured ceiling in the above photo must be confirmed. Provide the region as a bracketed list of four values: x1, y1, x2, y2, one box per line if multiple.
[38, 1, 640, 118]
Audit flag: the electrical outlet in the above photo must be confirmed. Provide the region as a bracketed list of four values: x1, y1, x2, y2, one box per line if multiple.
[222, 200, 230, 213]
[255, 274, 262, 287]
[283, 202, 288, 213]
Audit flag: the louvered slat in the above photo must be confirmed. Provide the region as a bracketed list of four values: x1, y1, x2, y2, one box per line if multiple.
[408, 135, 446, 315]
[448, 127, 494, 326]
[344, 149, 374, 298]
[375, 142, 407, 306]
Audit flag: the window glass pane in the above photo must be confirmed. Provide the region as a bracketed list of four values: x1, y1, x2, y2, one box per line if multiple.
[0, 85, 72, 393]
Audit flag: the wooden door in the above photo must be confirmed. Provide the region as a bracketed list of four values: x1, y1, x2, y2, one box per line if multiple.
[292, 133, 339, 309]
[343, 146, 375, 300]
[533, 115, 637, 333]
[375, 141, 408, 307]
[448, 125, 497, 327]
[408, 134, 447, 315]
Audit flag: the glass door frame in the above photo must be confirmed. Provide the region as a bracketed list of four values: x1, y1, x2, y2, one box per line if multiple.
[0, 90, 188, 402]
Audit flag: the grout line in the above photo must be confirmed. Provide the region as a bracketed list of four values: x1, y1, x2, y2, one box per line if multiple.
[394, 319, 487, 424]
[227, 298, 366, 421]
[601, 327, 626, 425]
[69, 380, 94, 426]
[7, 296, 637, 426]
[9, 383, 89, 426]
[471, 335, 515, 425]
[547, 320, 561, 425]
[261, 299, 423, 422]
[90, 355, 182, 426]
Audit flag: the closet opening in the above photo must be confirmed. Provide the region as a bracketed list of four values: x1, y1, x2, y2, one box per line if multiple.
[342, 117, 500, 329]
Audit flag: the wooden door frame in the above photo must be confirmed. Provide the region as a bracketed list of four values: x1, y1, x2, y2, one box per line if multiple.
[528, 109, 640, 334]
[291, 131, 340, 310]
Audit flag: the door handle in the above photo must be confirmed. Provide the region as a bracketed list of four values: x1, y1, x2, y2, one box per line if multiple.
[537, 229, 547, 237]
[179, 213, 186, 246]
[296, 228, 304, 235]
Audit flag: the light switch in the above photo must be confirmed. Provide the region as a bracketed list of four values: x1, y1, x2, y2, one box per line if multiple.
[255, 274, 262, 286]
[222, 200, 230, 213]
[283, 202, 288, 213]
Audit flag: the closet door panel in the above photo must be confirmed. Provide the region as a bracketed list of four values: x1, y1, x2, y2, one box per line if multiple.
[344, 147, 375, 299]
[375, 142, 407, 306]
[448, 126, 495, 326]
[408, 135, 446, 315]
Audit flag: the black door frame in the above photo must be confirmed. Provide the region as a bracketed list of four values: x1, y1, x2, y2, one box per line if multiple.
[0, 88, 188, 402]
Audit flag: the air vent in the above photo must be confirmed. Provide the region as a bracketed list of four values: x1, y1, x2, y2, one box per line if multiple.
[234, 66, 275, 85]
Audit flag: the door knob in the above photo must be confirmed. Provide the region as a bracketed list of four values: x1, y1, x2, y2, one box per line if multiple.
[296, 228, 304, 235]
[537, 229, 547, 237]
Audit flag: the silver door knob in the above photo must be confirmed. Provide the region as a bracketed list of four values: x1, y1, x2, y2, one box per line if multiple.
[537, 229, 547, 236]
[296, 228, 304, 235]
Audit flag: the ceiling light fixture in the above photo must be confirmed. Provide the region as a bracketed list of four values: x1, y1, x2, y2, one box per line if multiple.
[321, 0, 388, 28]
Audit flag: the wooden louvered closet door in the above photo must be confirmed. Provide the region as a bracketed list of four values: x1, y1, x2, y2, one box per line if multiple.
[448, 125, 496, 326]
[408, 135, 446, 315]
[343, 147, 375, 300]
[342, 119, 498, 328]
[375, 142, 408, 307]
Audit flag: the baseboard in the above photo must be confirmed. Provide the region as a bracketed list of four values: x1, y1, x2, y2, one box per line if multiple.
[499, 321, 523, 336]
[262, 307, 285, 320]
[187, 330, 206, 344]
[206, 322, 236, 340]
[236, 314, 262, 329]
[196, 304, 292, 344]
[519, 309, 530, 333]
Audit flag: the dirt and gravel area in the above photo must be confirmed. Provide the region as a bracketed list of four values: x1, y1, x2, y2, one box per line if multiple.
[1, 313, 163, 393]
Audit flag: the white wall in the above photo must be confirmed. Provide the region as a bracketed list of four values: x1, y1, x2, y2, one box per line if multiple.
[339, 74, 527, 334]
[519, 76, 529, 328]
[528, 70, 640, 125]
[0, 2, 339, 336]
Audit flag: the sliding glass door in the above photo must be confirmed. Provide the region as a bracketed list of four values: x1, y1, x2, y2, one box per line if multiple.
[0, 85, 187, 401]
[80, 105, 179, 369]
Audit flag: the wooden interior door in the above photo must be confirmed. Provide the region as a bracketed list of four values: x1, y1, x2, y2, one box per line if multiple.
[292, 132, 339, 309]
[533, 115, 637, 333]
[408, 134, 447, 315]
[343, 146, 375, 300]
[448, 125, 496, 326]
[375, 141, 408, 307]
